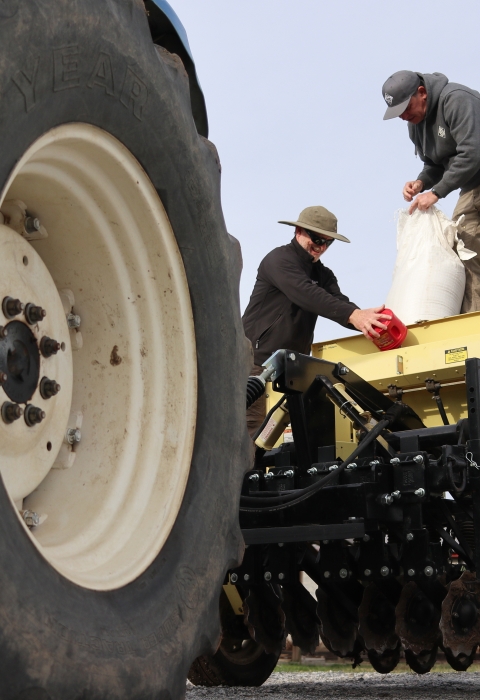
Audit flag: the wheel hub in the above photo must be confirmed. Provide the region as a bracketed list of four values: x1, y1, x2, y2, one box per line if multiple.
[0, 320, 40, 403]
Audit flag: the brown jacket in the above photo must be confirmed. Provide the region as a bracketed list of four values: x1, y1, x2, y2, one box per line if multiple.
[242, 237, 358, 365]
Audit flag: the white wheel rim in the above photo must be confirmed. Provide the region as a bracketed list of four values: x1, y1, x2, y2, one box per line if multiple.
[0, 124, 197, 590]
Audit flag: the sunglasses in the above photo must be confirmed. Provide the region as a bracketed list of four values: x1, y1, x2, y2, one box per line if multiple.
[305, 229, 334, 248]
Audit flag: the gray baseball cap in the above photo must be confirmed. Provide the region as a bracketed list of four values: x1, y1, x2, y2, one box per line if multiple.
[382, 70, 421, 120]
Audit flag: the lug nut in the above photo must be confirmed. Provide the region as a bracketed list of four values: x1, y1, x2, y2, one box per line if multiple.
[244, 574, 250, 582]
[25, 303, 46, 325]
[380, 566, 390, 577]
[413, 455, 424, 464]
[40, 336, 61, 358]
[0, 326, 8, 339]
[264, 571, 272, 581]
[2, 296, 24, 319]
[24, 216, 41, 235]
[406, 532, 415, 542]
[390, 457, 400, 465]
[1, 402, 23, 423]
[230, 573, 238, 583]
[424, 566, 434, 577]
[21, 509, 40, 528]
[379, 493, 394, 505]
[24, 404, 46, 427]
[278, 572, 285, 580]
[324, 571, 331, 579]
[65, 428, 81, 445]
[339, 568, 348, 579]
[66, 313, 81, 329]
[364, 569, 372, 577]
[414, 488, 426, 497]
[40, 377, 61, 399]
[407, 569, 416, 577]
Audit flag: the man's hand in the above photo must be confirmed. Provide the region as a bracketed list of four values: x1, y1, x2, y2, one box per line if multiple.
[409, 190, 439, 214]
[349, 306, 392, 340]
[403, 180, 423, 202]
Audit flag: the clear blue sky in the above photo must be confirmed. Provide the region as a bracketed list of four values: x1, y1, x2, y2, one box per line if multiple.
[173, 0, 479, 342]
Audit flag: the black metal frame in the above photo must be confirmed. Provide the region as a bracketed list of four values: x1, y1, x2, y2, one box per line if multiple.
[234, 353, 480, 602]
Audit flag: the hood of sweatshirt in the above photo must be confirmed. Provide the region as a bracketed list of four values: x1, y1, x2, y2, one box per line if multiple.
[413, 72, 449, 155]
[421, 72, 449, 119]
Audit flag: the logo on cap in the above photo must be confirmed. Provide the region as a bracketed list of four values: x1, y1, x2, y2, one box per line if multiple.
[384, 93, 394, 106]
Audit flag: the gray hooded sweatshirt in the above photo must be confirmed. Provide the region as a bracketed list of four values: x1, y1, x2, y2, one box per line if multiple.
[408, 72, 480, 199]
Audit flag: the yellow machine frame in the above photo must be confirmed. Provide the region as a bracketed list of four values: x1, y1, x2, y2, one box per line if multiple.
[265, 311, 480, 459]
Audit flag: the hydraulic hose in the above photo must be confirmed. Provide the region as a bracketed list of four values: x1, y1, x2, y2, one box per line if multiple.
[240, 418, 389, 513]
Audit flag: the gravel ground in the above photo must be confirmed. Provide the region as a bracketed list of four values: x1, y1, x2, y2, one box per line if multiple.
[186, 671, 480, 699]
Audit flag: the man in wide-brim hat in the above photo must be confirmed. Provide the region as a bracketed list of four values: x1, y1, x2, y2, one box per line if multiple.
[242, 205, 390, 436]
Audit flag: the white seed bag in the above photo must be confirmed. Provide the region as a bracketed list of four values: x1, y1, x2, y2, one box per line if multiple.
[385, 207, 474, 325]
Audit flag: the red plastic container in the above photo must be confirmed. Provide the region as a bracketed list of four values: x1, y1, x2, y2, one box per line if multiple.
[371, 308, 407, 351]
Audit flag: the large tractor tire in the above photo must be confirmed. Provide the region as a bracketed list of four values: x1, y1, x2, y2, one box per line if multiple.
[0, 2, 251, 699]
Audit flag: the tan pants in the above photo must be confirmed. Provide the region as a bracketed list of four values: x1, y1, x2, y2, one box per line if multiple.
[246, 364, 266, 438]
[453, 184, 480, 313]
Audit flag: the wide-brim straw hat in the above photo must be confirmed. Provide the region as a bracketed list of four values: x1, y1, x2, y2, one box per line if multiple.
[279, 205, 350, 243]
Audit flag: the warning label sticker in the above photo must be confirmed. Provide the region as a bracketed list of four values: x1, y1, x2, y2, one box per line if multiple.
[445, 347, 468, 364]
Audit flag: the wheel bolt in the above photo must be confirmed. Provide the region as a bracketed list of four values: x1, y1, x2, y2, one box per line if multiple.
[24, 216, 41, 235]
[364, 569, 372, 577]
[40, 336, 61, 358]
[264, 571, 272, 581]
[39, 377, 61, 399]
[380, 566, 390, 577]
[24, 404, 46, 426]
[278, 572, 285, 580]
[424, 566, 434, 577]
[21, 509, 40, 528]
[2, 296, 24, 319]
[66, 313, 81, 329]
[25, 303, 46, 325]
[407, 569, 416, 577]
[339, 568, 348, 579]
[65, 428, 81, 445]
[1, 402, 23, 423]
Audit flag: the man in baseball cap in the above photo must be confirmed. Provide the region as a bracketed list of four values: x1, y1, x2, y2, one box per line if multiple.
[242, 205, 390, 435]
[382, 70, 480, 313]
